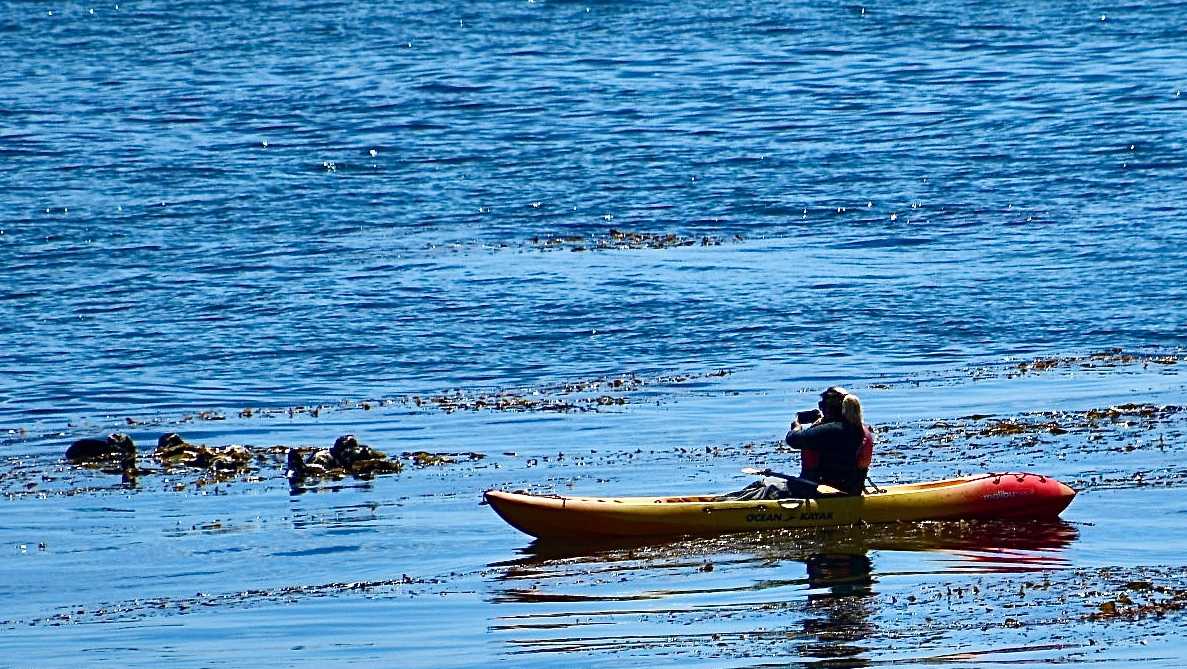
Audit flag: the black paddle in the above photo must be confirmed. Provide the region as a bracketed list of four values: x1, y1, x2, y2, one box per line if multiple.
[740, 466, 796, 480]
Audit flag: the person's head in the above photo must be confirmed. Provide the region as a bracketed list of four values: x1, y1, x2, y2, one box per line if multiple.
[841, 394, 863, 427]
[818, 386, 849, 421]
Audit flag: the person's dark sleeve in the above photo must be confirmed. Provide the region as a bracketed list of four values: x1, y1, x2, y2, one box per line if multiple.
[785, 421, 846, 451]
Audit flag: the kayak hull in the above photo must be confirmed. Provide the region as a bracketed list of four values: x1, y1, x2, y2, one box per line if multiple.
[483, 473, 1076, 539]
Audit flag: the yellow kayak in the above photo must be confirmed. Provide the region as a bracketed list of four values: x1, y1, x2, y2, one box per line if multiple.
[483, 472, 1076, 539]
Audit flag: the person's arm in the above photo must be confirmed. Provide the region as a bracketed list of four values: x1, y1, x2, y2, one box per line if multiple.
[784, 422, 806, 446]
[784, 410, 823, 445]
[785, 421, 847, 451]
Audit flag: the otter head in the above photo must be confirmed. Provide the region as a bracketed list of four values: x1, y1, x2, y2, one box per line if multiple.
[286, 448, 304, 471]
[157, 433, 185, 450]
[330, 434, 364, 468]
[108, 433, 136, 455]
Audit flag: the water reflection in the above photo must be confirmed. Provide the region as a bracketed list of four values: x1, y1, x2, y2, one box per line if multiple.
[800, 554, 874, 667]
[486, 520, 1078, 662]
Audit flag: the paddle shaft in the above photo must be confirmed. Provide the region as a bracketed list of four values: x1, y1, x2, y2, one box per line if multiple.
[741, 467, 800, 482]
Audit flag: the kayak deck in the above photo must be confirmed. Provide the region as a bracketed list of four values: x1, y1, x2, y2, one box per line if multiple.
[484, 473, 1076, 539]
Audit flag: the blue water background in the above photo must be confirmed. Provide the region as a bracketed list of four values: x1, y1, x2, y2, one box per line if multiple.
[2, 0, 1187, 666]
[2, 0, 1186, 426]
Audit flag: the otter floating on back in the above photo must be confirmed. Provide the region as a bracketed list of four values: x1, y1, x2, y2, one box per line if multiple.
[66, 433, 135, 464]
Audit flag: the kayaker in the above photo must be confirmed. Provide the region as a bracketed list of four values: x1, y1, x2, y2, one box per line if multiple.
[720, 387, 873, 500]
[784, 386, 874, 495]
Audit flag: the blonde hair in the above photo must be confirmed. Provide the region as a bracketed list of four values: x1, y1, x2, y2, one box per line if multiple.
[841, 394, 863, 427]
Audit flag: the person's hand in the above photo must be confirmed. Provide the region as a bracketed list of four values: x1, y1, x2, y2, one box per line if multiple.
[794, 408, 823, 429]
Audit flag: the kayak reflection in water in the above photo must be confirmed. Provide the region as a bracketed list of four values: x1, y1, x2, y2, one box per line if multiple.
[807, 552, 874, 596]
[801, 552, 876, 662]
[727, 386, 875, 500]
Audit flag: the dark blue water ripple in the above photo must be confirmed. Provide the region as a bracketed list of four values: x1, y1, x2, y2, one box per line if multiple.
[1, 0, 1185, 428]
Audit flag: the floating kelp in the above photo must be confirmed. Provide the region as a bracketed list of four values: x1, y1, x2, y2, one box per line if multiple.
[1086, 578, 1187, 622]
[73, 369, 736, 437]
[1012, 349, 1181, 376]
[404, 451, 486, 467]
[913, 404, 1183, 446]
[851, 347, 1185, 391]
[530, 228, 743, 251]
[409, 391, 622, 414]
[4, 572, 445, 628]
[221, 368, 732, 419]
[403, 369, 730, 415]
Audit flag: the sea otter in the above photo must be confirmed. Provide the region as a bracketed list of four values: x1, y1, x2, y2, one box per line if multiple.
[329, 434, 387, 468]
[154, 433, 253, 471]
[66, 433, 135, 463]
[295, 436, 402, 481]
[285, 448, 309, 485]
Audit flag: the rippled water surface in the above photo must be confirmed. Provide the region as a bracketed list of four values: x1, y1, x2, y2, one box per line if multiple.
[2, 0, 1187, 666]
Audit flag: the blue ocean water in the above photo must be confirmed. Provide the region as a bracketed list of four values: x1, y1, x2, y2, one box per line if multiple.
[2, 1, 1187, 666]
[3, 0, 1186, 426]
